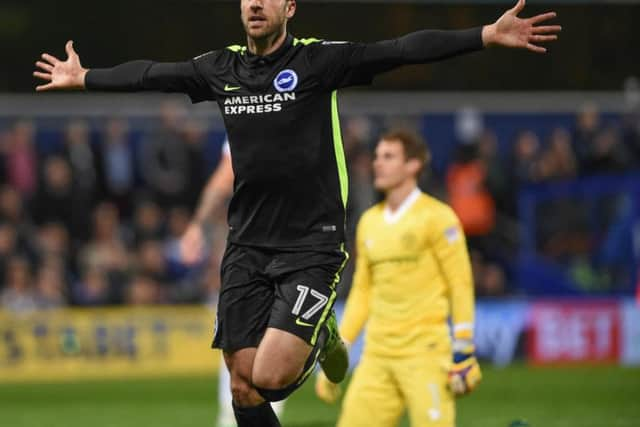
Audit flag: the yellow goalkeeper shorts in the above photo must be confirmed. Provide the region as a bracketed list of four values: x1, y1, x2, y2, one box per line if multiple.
[338, 348, 454, 427]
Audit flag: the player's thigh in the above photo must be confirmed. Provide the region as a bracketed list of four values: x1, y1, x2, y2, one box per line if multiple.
[268, 246, 348, 347]
[338, 356, 404, 427]
[252, 327, 313, 386]
[213, 244, 274, 352]
[396, 353, 455, 427]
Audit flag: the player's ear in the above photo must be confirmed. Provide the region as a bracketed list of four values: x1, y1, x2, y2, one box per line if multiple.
[286, 0, 296, 19]
[406, 158, 422, 177]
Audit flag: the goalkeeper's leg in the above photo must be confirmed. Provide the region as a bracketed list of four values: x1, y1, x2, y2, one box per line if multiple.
[398, 352, 455, 427]
[337, 355, 404, 427]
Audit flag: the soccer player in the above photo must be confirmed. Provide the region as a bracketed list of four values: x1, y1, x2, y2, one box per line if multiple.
[179, 139, 287, 427]
[316, 130, 480, 427]
[33, 0, 559, 425]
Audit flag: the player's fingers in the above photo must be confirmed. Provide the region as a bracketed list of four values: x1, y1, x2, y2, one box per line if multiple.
[41, 53, 60, 65]
[182, 239, 204, 264]
[33, 71, 52, 81]
[36, 82, 56, 92]
[35, 61, 54, 72]
[510, 0, 525, 14]
[448, 374, 466, 395]
[532, 25, 562, 34]
[528, 11, 556, 25]
[65, 40, 77, 58]
[529, 34, 557, 43]
[526, 43, 547, 53]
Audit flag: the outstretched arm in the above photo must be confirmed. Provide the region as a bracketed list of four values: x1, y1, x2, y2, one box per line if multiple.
[314, 0, 561, 88]
[366, 0, 560, 65]
[34, 41, 210, 97]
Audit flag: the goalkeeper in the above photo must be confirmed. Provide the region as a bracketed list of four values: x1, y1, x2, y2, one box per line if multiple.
[316, 130, 480, 427]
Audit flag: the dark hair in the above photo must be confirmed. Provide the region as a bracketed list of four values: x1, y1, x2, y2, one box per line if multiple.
[379, 129, 430, 174]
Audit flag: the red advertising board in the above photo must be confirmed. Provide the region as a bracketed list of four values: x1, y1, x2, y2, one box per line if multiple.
[528, 301, 620, 364]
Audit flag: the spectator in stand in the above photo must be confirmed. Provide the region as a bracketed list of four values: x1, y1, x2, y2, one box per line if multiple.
[535, 127, 583, 260]
[33, 156, 74, 234]
[34, 258, 67, 308]
[35, 222, 74, 276]
[584, 127, 630, 174]
[622, 77, 640, 166]
[5, 120, 38, 200]
[80, 202, 131, 297]
[0, 186, 33, 253]
[512, 130, 543, 185]
[0, 222, 17, 285]
[477, 129, 508, 213]
[62, 119, 100, 241]
[98, 118, 136, 218]
[72, 266, 111, 306]
[139, 102, 191, 208]
[136, 239, 170, 287]
[538, 127, 577, 181]
[573, 102, 602, 174]
[1, 255, 37, 312]
[470, 250, 507, 297]
[125, 274, 161, 305]
[446, 142, 496, 244]
[132, 199, 165, 245]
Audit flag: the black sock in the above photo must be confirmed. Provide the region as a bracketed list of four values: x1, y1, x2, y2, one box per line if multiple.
[232, 401, 281, 427]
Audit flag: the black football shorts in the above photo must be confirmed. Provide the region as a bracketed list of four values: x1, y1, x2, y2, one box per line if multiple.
[212, 242, 348, 353]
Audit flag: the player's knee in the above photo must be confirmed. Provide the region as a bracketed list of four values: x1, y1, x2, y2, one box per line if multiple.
[252, 369, 297, 391]
[230, 379, 261, 407]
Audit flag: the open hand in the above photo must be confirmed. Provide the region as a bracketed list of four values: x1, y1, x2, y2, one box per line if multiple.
[180, 222, 206, 265]
[483, 0, 561, 53]
[34, 40, 88, 91]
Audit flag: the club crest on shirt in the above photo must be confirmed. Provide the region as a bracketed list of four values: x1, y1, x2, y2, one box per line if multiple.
[274, 69, 298, 92]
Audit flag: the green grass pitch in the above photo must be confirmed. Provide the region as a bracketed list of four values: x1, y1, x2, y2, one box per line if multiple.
[1, 365, 638, 427]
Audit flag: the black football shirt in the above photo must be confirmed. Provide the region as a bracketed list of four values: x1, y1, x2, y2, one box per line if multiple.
[85, 29, 483, 248]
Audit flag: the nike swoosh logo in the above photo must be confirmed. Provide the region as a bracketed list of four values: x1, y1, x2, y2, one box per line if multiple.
[224, 84, 241, 92]
[296, 318, 314, 328]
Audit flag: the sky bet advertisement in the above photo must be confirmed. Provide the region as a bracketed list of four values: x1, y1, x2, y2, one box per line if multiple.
[1, 300, 639, 382]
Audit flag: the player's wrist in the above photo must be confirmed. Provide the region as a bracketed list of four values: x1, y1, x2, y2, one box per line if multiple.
[79, 68, 89, 90]
[452, 338, 475, 358]
[481, 24, 498, 47]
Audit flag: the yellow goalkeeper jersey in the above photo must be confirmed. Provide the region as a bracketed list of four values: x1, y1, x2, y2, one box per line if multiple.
[340, 188, 474, 357]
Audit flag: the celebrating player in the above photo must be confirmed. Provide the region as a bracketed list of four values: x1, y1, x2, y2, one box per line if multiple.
[316, 130, 480, 427]
[34, 0, 559, 425]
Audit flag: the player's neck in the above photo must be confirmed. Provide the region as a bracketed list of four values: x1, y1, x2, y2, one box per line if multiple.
[247, 27, 288, 56]
[385, 181, 419, 213]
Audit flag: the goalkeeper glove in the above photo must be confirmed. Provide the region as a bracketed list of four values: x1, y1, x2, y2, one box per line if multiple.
[315, 371, 342, 404]
[448, 339, 482, 396]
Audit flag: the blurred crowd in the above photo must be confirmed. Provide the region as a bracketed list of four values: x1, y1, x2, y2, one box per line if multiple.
[1, 94, 640, 311]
